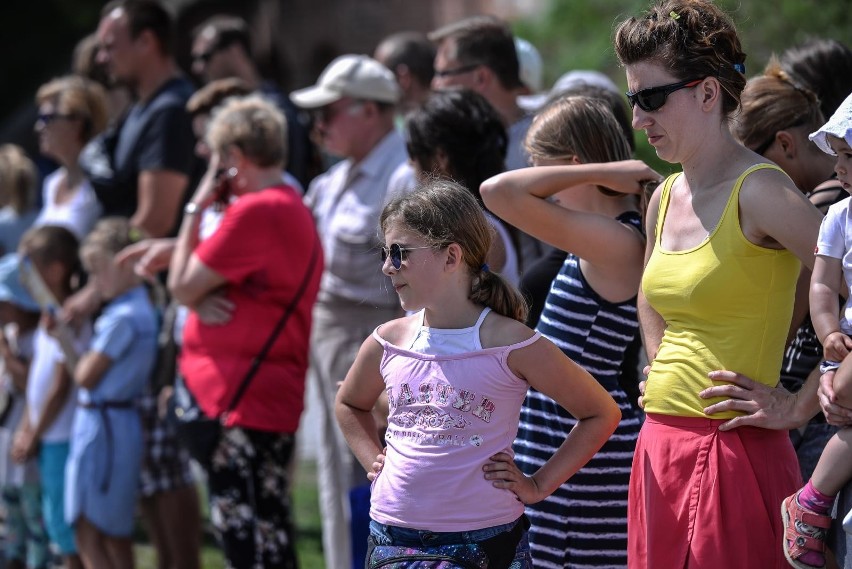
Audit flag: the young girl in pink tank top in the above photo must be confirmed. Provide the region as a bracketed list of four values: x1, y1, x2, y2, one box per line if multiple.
[335, 180, 620, 568]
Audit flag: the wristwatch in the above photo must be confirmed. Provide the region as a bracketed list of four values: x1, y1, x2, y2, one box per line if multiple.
[184, 202, 201, 216]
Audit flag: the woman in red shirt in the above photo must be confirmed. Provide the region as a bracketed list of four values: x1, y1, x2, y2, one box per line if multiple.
[169, 95, 322, 568]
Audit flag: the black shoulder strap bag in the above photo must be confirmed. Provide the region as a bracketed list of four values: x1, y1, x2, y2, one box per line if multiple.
[170, 240, 320, 468]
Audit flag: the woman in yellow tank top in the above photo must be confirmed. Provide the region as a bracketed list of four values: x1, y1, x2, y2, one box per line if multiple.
[614, 1, 824, 567]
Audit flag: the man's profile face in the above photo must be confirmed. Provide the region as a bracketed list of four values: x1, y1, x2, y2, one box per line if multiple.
[312, 97, 366, 159]
[96, 9, 139, 87]
[432, 39, 479, 92]
[191, 28, 230, 84]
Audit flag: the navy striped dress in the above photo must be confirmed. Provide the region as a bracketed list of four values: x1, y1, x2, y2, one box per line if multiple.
[513, 211, 643, 569]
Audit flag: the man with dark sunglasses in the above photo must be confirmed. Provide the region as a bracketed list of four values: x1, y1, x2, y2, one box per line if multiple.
[429, 15, 530, 171]
[190, 15, 317, 189]
[426, 16, 549, 270]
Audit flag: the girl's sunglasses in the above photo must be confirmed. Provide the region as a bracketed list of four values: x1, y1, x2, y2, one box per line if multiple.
[380, 243, 433, 270]
[626, 78, 704, 112]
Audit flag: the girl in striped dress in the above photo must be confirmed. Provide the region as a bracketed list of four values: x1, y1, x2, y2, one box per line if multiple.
[481, 96, 659, 568]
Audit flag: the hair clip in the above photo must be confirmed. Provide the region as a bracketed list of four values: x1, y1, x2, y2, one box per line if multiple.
[128, 227, 144, 244]
[733, 62, 746, 74]
[669, 11, 681, 20]
[481, 263, 490, 274]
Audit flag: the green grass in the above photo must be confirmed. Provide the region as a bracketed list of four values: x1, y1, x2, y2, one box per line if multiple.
[134, 459, 325, 569]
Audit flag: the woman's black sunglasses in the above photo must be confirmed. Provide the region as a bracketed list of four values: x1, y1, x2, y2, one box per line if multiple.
[380, 243, 433, 270]
[626, 78, 704, 112]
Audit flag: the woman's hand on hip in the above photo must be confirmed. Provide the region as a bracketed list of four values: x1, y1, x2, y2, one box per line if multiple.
[637, 364, 651, 410]
[700, 370, 798, 431]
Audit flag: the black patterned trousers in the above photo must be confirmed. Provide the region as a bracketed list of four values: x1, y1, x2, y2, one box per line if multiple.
[207, 427, 298, 569]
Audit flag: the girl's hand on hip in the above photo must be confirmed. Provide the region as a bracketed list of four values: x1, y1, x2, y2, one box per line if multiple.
[483, 452, 542, 504]
[367, 450, 386, 482]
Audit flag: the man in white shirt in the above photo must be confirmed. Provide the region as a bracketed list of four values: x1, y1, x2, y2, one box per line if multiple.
[291, 54, 406, 569]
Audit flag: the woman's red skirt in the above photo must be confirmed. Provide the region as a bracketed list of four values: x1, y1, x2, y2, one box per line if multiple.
[627, 413, 802, 568]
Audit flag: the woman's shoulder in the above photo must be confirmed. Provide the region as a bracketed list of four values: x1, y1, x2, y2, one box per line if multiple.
[228, 186, 314, 228]
[479, 311, 537, 349]
[240, 185, 302, 207]
[738, 163, 810, 207]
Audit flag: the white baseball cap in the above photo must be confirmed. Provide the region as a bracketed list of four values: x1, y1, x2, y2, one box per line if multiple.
[291, 55, 401, 109]
[514, 37, 543, 93]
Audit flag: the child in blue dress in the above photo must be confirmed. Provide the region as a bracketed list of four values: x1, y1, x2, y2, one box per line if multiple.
[65, 218, 158, 568]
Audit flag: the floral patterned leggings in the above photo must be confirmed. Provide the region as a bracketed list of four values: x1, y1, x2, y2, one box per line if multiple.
[207, 427, 297, 569]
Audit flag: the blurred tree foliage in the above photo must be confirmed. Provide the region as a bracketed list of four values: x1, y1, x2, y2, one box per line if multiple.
[513, 0, 852, 175]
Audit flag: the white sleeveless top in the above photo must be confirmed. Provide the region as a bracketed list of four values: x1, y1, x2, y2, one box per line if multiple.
[408, 307, 490, 355]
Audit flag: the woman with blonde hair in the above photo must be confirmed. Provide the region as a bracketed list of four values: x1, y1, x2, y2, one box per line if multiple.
[481, 95, 659, 567]
[34, 76, 108, 239]
[169, 95, 321, 568]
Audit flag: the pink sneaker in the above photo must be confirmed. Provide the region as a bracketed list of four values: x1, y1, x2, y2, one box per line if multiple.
[781, 490, 831, 569]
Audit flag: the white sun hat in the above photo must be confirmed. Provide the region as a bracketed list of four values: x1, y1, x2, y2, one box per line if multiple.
[810, 92, 852, 155]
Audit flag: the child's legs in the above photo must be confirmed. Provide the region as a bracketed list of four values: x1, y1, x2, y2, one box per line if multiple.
[3, 486, 28, 567]
[74, 517, 111, 569]
[102, 533, 134, 569]
[37, 443, 76, 557]
[3, 486, 27, 569]
[60, 555, 83, 569]
[811, 427, 852, 496]
[139, 484, 201, 569]
[138, 395, 201, 569]
[18, 483, 50, 569]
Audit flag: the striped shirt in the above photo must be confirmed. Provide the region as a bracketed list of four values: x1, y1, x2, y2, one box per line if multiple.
[513, 211, 643, 568]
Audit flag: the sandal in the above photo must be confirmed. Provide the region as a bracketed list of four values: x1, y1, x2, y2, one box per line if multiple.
[782, 490, 831, 569]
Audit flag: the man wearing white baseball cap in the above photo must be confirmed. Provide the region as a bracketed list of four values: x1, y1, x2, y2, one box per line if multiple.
[293, 54, 407, 569]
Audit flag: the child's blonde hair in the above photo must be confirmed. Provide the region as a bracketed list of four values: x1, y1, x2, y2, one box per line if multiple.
[81, 217, 135, 259]
[0, 145, 37, 215]
[380, 178, 529, 323]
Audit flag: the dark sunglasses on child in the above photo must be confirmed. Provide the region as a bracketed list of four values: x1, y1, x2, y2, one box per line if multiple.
[626, 78, 704, 112]
[380, 243, 433, 270]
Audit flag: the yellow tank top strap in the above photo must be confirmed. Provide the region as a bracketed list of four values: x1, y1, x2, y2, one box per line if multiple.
[653, 164, 784, 247]
[654, 173, 680, 246]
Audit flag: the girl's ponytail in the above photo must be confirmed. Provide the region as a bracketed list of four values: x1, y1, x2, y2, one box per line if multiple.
[469, 266, 528, 323]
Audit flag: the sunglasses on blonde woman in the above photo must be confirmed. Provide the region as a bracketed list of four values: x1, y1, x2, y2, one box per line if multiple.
[626, 78, 704, 112]
[380, 243, 433, 270]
